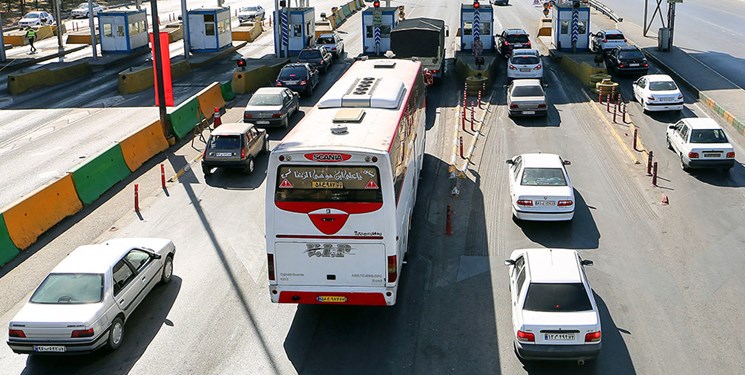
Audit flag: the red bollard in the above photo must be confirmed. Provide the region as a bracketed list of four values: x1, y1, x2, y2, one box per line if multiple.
[646, 151, 654, 176]
[633, 128, 638, 151]
[652, 162, 658, 186]
[622, 103, 628, 123]
[134, 184, 139, 212]
[470, 101, 476, 132]
[213, 107, 222, 127]
[459, 136, 465, 159]
[446, 205, 453, 235]
[607, 94, 612, 112]
[462, 109, 467, 131]
[477, 90, 482, 109]
[613, 102, 618, 123]
[160, 164, 166, 189]
[598, 90, 603, 103]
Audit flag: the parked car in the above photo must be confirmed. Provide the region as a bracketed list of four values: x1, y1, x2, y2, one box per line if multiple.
[506, 153, 574, 222]
[297, 46, 333, 73]
[507, 50, 543, 81]
[505, 248, 601, 362]
[666, 118, 736, 172]
[506, 79, 548, 117]
[316, 33, 345, 59]
[275, 63, 320, 97]
[632, 74, 684, 113]
[202, 123, 268, 176]
[243, 87, 300, 128]
[71, 2, 104, 18]
[237, 5, 265, 22]
[605, 45, 649, 76]
[497, 28, 531, 57]
[18, 11, 53, 27]
[591, 29, 627, 53]
[6, 238, 176, 355]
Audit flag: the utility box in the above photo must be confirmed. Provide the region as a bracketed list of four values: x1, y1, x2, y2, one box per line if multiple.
[188, 7, 232, 52]
[460, 4, 493, 52]
[273, 7, 315, 57]
[552, 2, 591, 52]
[97, 9, 148, 54]
[361, 7, 398, 55]
[658, 27, 670, 52]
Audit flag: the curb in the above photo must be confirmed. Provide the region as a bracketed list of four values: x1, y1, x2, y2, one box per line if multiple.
[450, 89, 494, 174]
[581, 89, 643, 165]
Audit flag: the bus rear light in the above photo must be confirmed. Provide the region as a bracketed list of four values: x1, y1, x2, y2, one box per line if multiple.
[387, 255, 397, 283]
[267, 254, 275, 281]
[8, 329, 26, 338]
[517, 199, 533, 206]
[727, 152, 736, 158]
[430, 69, 439, 74]
[516, 330, 535, 342]
[688, 152, 699, 159]
[71, 328, 94, 338]
[585, 331, 602, 342]
[558, 200, 573, 207]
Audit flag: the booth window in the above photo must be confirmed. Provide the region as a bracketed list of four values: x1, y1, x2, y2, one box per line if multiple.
[463, 22, 472, 36]
[293, 24, 302, 37]
[561, 20, 569, 34]
[205, 23, 215, 36]
[365, 25, 391, 38]
[577, 21, 586, 34]
[117, 25, 125, 37]
[103, 23, 112, 37]
[217, 19, 230, 34]
[129, 22, 138, 35]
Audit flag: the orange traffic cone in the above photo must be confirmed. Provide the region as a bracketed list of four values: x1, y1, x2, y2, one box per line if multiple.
[213, 107, 222, 128]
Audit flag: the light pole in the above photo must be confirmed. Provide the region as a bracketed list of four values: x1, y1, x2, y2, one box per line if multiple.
[53, 0, 64, 62]
[88, 0, 98, 59]
[150, 0, 174, 140]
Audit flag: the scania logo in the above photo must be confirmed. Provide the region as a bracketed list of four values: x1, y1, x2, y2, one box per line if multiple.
[304, 153, 352, 162]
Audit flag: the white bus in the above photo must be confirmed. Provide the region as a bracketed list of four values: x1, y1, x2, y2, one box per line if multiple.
[265, 59, 427, 306]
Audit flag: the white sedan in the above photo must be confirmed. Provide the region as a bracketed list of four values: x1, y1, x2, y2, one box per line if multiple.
[632, 74, 684, 112]
[7, 238, 175, 355]
[666, 117, 736, 171]
[71, 2, 104, 18]
[18, 11, 54, 27]
[506, 153, 574, 221]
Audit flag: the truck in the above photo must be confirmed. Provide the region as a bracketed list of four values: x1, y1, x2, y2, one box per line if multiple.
[390, 17, 447, 83]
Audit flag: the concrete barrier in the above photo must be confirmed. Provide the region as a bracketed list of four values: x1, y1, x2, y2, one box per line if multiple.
[163, 22, 183, 43]
[3, 174, 83, 250]
[8, 61, 91, 95]
[118, 60, 192, 95]
[167, 97, 203, 139]
[556, 54, 607, 87]
[70, 144, 131, 206]
[232, 65, 270, 94]
[2, 25, 58, 46]
[349, 1, 358, 12]
[537, 18, 552, 37]
[66, 31, 98, 45]
[120, 120, 169, 172]
[342, 4, 352, 17]
[0, 214, 20, 266]
[315, 22, 334, 39]
[455, 55, 497, 93]
[232, 22, 264, 42]
[327, 14, 338, 30]
[335, 8, 346, 24]
[220, 80, 235, 101]
[196, 82, 227, 120]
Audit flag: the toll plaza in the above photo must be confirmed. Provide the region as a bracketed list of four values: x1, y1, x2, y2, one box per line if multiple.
[459, 3, 492, 52]
[273, 7, 315, 57]
[188, 7, 233, 53]
[361, 6, 398, 55]
[97, 9, 149, 54]
[552, 1, 591, 52]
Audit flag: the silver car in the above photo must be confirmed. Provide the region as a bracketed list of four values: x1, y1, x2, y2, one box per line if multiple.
[507, 79, 548, 117]
[238, 5, 265, 22]
[507, 49, 543, 81]
[243, 87, 300, 128]
[7, 238, 176, 355]
[71, 2, 104, 18]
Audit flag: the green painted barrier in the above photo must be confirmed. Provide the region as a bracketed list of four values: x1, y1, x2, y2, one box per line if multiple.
[70, 144, 131, 206]
[1, 214, 21, 267]
[167, 97, 203, 139]
[342, 4, 352, 17]
[221, 80, 235, 101]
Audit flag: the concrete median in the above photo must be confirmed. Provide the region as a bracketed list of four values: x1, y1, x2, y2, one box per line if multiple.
[66, 31, 98, 45]
[8, 61, 92, 95]
[342, 4, 352, 17]
[551, 52, 607, 87]
[232, 65, 272, 94]
[221, 80, 235, 101]
[163, 22, 183, 43]
[232, 22, 263, 42]
[167, 97, 203, 140]
[118, 60, 192, 95]
[3, 174, 83, 250]
[537, 18, 552, 37]
[70, 144, 131, 206]
[196, 82, 226, 120]
[0, 215, 20, 267]
[120, 120, 169, 172]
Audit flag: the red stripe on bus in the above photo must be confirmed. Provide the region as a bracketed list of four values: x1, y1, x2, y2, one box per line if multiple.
[275, 201, 383, 214]
[276, 234, 384, 240]
[278, 291, 388, 305]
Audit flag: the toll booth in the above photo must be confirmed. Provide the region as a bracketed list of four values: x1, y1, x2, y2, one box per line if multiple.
[361, 7, 398, 54]
[188, 7, 232, 52]
[460, 4, 493, 52]
[273, 7, 315, 57]
[552, 2, 591, 52]
[97, 9, 148, 54]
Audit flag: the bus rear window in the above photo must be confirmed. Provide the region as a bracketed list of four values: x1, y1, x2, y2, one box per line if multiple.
[275, 165, 383, 202]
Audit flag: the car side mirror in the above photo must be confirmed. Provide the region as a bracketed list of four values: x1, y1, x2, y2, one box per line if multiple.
[563, 160, 571, 165]
[506, 159, 514, 165]
[668, 125, 676, 130]
[152, 253, 162, 259]
[581, 259, 593, 266]
[504, 259, 515, 266]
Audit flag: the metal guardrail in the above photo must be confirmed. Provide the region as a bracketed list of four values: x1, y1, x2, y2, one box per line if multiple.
[588, 0, 623, 23]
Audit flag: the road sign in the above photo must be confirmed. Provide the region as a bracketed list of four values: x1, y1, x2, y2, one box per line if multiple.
[571, 8, 579, 44]
[374, 26, 381, 45]
[532, 0, 540, 6]
[373, 9, 382, 26]
[473, 9, 480, 39]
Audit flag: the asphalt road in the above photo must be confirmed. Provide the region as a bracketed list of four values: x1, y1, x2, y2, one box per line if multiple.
[2, 1, 745, 374]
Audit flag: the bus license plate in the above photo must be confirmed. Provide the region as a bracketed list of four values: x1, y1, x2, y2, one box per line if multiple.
[34, 345, 66, 352]
[545, 334, 574, 341]
[317, 296, 347, 303]
[312, 181, 344, 189]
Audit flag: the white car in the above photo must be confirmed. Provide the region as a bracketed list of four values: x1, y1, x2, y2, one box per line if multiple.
[505, 248, 601, 363]
[7, 238, 175, 355]
[71, 2, 104, 18]
[632, 74, 684, 112]
[18, 11, 53, 27]
[238, 5, 265, 22]
[316, 32, 345, 59]
[666, 118, 736, 172]
[591, 29, 627, 53]
[506, 79, 548, 117]
[507, 49, 543, 81]
[506, 153, 574, 221]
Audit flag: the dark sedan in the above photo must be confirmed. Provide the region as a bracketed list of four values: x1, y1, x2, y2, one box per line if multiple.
[297, 46, 333, 73]
[275, 63, 320, 97]
[605, 45, 649, 76]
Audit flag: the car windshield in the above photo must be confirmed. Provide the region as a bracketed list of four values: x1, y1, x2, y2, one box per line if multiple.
[208, 135, 241, 149]
[512, 85, 544, 97]
[249, 94, 282, 106]
[619, 50, 645, 60]
[506, 34, 529, 43]
[649, 81, 678, 91]
[521, 167, 567, 186]
[606, 33, 625, 40]
[523, 283, 593, 312]
[279, 67, 308, 79]
[511, 56, 540, 65]
[30, 273, 103, 304]
[240, 6, 259, 12]
[26, 13, 40, 18]
[317, 36, 335, 44]
[690, 129, 729, 144]
[298, 50, 321, 59]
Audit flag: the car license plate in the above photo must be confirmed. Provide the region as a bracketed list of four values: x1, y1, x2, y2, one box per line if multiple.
[520, 68, 531, 72]
[317, 296, 347, 303]
[522, 111, 535, 115]
[286, 81, 298, 85]
[704, 153, 721, 158]
[256, 121, 270, 125]
[630, 63, 640, 67]
[215, 152, 232, 157]
[545, 334, 574, 341]
[514, 43, 523, 47]
[536, 200, 555, 206]
[34, 345, 66, 352]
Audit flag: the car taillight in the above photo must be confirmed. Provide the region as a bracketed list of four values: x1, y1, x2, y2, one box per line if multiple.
[267, 254, 275, 281]
[508, 64, 517, 70]
[534, 64, 542, 70]
[537, 103, 546, 108]
[619, 63, 626, 68]
[275, 81, 283, 87]
[509, 104, 519, 109]
[727, 151, 736, 158]
[585, 331, 602, 342]
[504, 41, 511, 45]
[517, 199, 533, 206]
[602, 39, 608, 43]
[516, 330, 535, 342]
[526, 41, 531, 47]
[688, 152, 699, 159]
[430, 69, 439, 74]
[331, 47, 337, 51]
[643, 62, 649, 67]
[244, 113, 253, 119]
[71, 328, 94, 338]
[387, 255, 397, 283]
[9, 329, 26, 338]
[272, 113, 281, 118]
[300, 80, 307, 86]
[241, 147, 247, 159]
[558, 200, 573, 207]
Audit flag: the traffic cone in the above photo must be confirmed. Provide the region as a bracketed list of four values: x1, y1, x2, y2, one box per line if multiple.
[661, 194, 669, 204]
[213, 107, 222, 128]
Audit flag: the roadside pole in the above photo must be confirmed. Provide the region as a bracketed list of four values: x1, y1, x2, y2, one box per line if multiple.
[150, 0, 175, 142]
[54, 0, 64, 62]
[0, 14, 6, 63]
[88, 0, 98, 59]
[181, 0, 189, 61]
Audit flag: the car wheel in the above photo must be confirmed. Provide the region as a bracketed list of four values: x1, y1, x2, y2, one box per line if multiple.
[244, 157, 255, 174]
[282, 115, 289, 128]
[666, 135, 673, 150]
[106, 317, 124, 351]
[160, 255, 173, 284]
[263, 137, 270, 154]
[202, 164, 212, 177]
[680, 154, 689, 171]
